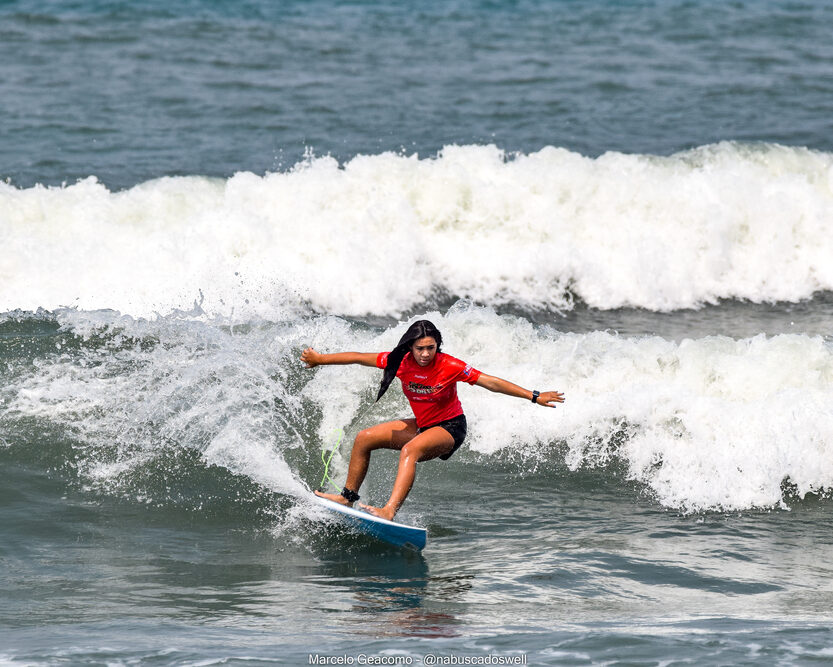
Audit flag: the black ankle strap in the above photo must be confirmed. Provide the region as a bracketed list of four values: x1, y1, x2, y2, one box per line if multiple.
[341, 487, 360, 502]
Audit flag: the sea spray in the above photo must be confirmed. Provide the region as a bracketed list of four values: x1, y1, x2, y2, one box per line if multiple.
[2, 304, 832, 513]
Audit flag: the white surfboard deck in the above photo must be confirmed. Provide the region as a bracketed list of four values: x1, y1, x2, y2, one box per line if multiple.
[314, 494, 427, 551]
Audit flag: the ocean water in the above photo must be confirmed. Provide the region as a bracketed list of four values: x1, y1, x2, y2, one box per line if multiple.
[2, 0, 833, 664]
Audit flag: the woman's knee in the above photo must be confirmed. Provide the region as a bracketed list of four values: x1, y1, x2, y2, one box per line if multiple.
[354, 427, 388, 451]
[401, 432, 454, 462]
[399, 441, 420, 461]
[353, 428, 373, 450]
[401, 439, 440, 463]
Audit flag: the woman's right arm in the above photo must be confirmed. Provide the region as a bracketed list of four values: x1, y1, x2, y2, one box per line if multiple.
[301, 348, 379, 368]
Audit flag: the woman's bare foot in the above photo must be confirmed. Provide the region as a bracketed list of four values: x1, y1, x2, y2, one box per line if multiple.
[314, 489, 354, 507]
[360, 503, 396, 521]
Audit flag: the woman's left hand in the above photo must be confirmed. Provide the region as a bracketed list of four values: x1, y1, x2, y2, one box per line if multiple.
[536, 391, 565, 407]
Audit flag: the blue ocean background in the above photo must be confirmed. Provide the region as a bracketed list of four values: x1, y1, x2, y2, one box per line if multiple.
[2, 1, 833, 664]
[5, 0, 833, 190]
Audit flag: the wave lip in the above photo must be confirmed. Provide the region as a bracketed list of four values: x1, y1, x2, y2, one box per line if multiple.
[3, 142, 833, 318]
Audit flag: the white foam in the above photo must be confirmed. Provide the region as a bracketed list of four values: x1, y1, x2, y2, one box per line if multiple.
[3, 142, 833, 317]
[293, 305, 833, 512]
[459, 312, 833, 511]
[5, 305, 833, 512]
[6, 309, 315, 501]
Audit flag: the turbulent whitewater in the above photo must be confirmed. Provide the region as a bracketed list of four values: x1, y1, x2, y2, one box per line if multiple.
[3, 305, 832, 515]
[3, 142, 833, 318]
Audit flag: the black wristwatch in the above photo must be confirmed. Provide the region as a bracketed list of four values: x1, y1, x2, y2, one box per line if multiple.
[531, 390, 540, 404]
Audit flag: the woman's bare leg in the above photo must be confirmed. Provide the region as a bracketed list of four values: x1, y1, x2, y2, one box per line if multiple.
[314, 418, 418, 506]
[361, 426, 455, 520]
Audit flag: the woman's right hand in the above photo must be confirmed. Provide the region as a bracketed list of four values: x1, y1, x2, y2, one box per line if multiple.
[301, 347, 322, 368]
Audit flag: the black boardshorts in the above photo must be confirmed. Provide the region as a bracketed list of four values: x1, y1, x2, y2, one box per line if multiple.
[417, 413, 467, 460]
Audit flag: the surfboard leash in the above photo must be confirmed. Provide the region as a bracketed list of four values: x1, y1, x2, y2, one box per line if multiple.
[318, 394, 379, 492]
[319, 427, 344, 492]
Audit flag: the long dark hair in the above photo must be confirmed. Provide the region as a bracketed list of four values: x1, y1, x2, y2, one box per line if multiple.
[376, 320, 443, 402]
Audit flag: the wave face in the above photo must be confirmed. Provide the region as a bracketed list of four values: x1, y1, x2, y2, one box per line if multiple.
[2, 305, 832, 513]
[3, 142, 833, 318]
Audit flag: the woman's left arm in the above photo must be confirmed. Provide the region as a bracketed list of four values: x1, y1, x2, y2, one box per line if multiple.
[474, 373, 565, 408]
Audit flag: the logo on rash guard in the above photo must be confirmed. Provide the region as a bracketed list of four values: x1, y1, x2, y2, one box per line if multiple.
[407, 382, 435, 395]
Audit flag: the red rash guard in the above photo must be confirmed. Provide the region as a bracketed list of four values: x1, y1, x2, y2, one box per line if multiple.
[376, 351, 482, 428]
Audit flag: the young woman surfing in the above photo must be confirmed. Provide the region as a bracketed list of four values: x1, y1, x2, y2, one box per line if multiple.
[301, 320, 565, 520]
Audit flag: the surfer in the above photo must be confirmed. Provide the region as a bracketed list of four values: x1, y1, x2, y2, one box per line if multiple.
[302, 319, 565, 520]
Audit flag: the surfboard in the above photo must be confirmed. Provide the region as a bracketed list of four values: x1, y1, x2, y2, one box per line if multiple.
[314, 495, 427, 551]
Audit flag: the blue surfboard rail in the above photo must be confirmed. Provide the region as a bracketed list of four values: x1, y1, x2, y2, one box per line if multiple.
[314, 495, 427, 551]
